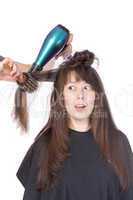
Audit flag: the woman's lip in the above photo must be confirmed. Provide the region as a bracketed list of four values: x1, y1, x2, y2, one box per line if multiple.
[74, 105, 86, 112]
[75, 104, 87, 108]
[74, 106, 87, 111]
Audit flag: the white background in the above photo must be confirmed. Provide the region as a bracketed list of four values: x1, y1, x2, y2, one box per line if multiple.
[0, 0, 133, 199]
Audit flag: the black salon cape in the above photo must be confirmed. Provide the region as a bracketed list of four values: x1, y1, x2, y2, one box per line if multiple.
[16, 128, 133, 200]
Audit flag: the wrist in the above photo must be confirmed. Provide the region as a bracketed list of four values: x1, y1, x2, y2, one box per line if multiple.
[14, 62, 31, 72]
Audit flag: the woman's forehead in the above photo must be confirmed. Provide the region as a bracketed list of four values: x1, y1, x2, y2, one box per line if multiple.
[66, 71, 88, 84]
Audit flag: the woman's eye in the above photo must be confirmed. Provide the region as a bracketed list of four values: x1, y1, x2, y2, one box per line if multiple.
[84, 86, 91, 90]
[68, 86, 75, 90]
[67, 85, 92, 91]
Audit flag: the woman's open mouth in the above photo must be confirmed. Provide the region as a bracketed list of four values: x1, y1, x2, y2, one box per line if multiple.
[75, 104, 87, 111]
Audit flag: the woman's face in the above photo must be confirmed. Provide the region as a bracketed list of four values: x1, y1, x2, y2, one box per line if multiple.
[63, 72, 95, 123]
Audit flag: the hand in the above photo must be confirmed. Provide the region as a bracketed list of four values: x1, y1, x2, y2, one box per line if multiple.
[55, 33, 73, 59]
[41, 34, 73, 72]
[0, 58, 23, 81]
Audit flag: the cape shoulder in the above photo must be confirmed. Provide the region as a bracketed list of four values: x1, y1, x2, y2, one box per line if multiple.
[16, 133, 48, 188]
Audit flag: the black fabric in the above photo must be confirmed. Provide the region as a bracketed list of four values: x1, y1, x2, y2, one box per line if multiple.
[0, 55, 4, 62]
[16, 128, 133, 200]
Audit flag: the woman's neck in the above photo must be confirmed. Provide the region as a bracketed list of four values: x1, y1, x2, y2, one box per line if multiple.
[69, 119, 91, 132]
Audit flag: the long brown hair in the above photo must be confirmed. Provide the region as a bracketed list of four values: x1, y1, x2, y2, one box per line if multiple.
[14, 50, 130, 192]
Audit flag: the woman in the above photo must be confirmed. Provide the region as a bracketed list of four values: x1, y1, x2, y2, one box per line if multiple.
[16, 50, 133, 200]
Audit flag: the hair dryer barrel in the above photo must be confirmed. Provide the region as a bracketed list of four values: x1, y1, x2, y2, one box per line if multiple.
[29, 24, 70, 72]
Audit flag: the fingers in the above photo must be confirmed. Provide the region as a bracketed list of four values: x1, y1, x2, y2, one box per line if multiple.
[2, 57, 14, 68]
[10, 67, 22, 82]
[0, 58, 10, 71]
[61, 33, 73, 58]
[54, 33, 73, 60]
[55, 43, 72, 59]
[0, 62, 3, 71]
[0, 74, 17, 81]
[67, 33, 73, 45]
[0, 57, 14, 74]
[62, 44, 72, 59]
[7, 62, 22, 81]
[10, 64, 19, 75]
[0, 58, 23, 82]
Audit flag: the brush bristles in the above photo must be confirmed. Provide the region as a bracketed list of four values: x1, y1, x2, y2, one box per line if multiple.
[16, 72, 38, 93]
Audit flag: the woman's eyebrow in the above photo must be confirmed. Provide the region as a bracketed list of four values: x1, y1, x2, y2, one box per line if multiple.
[69, 81, 77, 83]
[66, 81, 77, 84]
[66, 81, 91, 85]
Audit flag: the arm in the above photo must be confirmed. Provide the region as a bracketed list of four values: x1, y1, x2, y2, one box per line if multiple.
[14, 61, 31, 72]
[0, 35, 73, 82]
[14, 59, 57, 73]
[0, 58, 31, 81]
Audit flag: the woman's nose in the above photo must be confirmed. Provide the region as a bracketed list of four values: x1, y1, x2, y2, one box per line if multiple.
[77, 89, 84, 99]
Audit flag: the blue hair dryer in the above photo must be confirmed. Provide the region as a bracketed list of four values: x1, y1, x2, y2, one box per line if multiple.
[29, 24, 70, 72]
